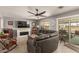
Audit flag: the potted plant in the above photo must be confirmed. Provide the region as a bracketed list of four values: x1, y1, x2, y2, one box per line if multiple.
[0, 32, 4, 36]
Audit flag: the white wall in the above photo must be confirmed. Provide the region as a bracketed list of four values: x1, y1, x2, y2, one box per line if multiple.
[0, 16, 33, 37]
[0, 16, 4, 32]
[0, 17, 1, 31]
[39, 16, 57, 31]
[2, 17, 32, 29]
[54, 9, 79, 31]
[56, 9, 79, 18]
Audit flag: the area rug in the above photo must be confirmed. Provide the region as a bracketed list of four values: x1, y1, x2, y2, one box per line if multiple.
[0, 45, 17, 53]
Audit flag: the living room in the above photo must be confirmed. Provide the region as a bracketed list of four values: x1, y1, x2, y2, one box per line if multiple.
[0, 6, 79, 53]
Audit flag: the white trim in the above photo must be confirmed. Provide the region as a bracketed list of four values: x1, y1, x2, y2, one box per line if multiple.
[1, 17, 3, 28]
[56, 19, 58, 31]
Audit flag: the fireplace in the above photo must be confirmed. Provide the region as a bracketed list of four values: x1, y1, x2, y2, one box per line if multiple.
[20, 32, 29, 36]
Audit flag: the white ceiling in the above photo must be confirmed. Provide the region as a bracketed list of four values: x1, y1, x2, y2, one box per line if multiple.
[0, 6, 79, 19]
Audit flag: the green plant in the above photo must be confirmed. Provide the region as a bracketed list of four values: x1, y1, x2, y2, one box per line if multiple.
[0, 32, 4, 35]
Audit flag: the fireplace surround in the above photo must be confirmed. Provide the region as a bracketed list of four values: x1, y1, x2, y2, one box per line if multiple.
[20, 32, 29, 36]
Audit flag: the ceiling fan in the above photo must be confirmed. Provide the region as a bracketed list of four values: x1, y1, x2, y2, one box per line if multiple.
[27, 8, 46, 17]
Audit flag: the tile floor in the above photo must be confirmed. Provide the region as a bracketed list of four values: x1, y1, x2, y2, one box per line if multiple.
[9, 37, 28, 53]
[54, 42, 76, 53]
[8, 37, 76, 53]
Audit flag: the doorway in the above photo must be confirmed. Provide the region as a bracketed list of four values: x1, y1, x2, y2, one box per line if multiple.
[57, 15, 79, 52]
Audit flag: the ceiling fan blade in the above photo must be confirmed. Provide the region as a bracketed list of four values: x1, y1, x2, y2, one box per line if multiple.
[35, 8, 39, 15]
[38, 11, 46, 15]
[27, 11, 35, 15]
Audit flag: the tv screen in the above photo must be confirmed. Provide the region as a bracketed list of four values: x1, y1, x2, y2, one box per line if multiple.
[17, 21, 28, 28]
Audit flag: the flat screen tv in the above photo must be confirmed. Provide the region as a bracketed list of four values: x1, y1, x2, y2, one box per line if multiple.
[17, 21, 29, 28]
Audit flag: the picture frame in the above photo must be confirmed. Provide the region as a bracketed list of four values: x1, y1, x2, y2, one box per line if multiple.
[8, 21, 13, 25]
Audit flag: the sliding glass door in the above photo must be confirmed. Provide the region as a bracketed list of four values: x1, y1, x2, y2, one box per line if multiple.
[58, 18, 70, 43]
[69, 17, 79, 45]
[58, 16, 79, 45]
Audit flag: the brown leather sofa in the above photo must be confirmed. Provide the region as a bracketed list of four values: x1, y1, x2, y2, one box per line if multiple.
[27, 32, 59, 53]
